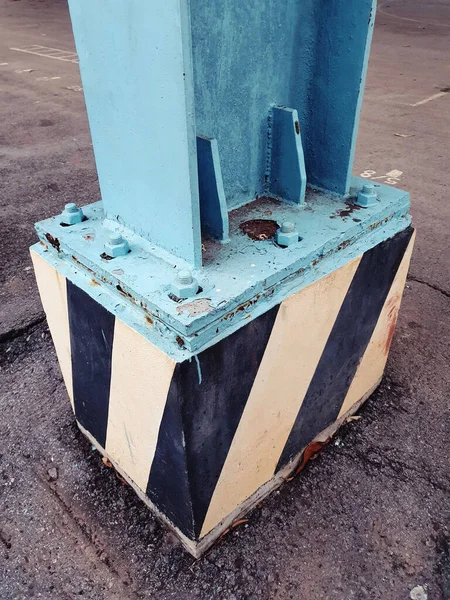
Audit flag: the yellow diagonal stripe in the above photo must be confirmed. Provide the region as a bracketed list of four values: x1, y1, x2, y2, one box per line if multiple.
[30, 249, 73, 409]
[105, 319, 176, 493]
[200, 257, 361, 536]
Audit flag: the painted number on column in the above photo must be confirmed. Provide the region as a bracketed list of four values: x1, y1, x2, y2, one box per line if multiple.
[360, 169, 403, 186]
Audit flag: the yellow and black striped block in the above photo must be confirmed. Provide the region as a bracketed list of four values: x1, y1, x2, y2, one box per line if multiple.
[31, 226, 415, 556]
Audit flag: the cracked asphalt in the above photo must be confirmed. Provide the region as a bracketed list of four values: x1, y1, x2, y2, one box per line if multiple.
[0, 1, 449, 599]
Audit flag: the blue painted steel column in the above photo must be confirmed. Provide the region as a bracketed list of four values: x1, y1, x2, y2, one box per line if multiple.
[67, 0, 202, 266]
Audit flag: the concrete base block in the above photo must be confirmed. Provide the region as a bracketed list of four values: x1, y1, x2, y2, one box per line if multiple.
[78, 378, 380, 558]
[30, 226, 415, 557]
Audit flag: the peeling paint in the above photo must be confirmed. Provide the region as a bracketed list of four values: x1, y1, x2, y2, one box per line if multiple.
[176, 298, 213, 317]
[194, 355, 202, 385]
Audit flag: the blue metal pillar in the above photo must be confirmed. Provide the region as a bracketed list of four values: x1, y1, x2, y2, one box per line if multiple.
[31, 0, 414, 557]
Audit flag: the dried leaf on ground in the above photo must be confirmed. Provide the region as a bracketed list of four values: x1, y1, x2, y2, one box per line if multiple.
[346, 415, 362, 423]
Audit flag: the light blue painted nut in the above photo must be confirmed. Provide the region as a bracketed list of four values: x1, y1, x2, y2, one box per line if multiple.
[276, 221, 299, 247]
[104, 233, 130, 258]
[171, 269, 199, 299]
[60, 202, 84, 225]
[355, 183, 378, 208]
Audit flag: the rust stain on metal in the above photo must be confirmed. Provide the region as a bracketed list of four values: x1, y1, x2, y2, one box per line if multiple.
[144, 315, 154, 326]
[232, 196, 280, 220]
[221, 295, 261, 322]
[176, 298, 213, 317]
[83, 233, 95, 241]
[44, 233, 61, 253]
[368, 216, 390, 231]
[176, 336, 185, 348]
[116, 283, 133, 300]
[89, 279, 100, 287]
[294, 120, 300, 135]
[168, 292, 182, 303]
[330, 202, 362, 219]
[239, 219, 278, 241]
[71, 255, 94, 276]
[337, 239, 351, 251]
[252, 196, 281, 205]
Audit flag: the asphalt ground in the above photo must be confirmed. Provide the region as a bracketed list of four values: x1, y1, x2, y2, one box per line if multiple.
[0, 1, 449, 599]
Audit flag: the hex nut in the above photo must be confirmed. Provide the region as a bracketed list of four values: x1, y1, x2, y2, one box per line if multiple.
[355, 183, 378, 208]
[104, 233, 130, 258]
[60, 202, 84, 225]
[170, 270, 199, 299]
[276, 221, 299, 247]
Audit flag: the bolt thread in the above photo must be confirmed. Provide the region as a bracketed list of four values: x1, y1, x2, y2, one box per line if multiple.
[362, 184, 375, 194]
[281, 221, 295, 234]
[109, 234, 123, 245]
[65, 203, 77, 213]
[177, 270, 193, 285]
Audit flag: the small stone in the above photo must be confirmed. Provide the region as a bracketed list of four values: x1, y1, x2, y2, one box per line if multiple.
[410, 585, 428, 600]
[47, 467, 58, 481]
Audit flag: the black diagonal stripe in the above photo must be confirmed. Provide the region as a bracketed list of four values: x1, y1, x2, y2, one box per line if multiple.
[145, 382, 194, 537]
[67, 280, 115, 448]
[147, 305, 280, 539]
[276, 226, 414, 472]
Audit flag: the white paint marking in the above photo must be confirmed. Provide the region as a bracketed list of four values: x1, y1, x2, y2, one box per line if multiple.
[359, 169, 403, 187]
[36, 76, 62, 81]
[386, 169, 403, 179]
[0, 62, 8, 66]
[409, 92, 447, 107]
[378, 4, 450, 28]
[360, 170, 376, 178]
[10, 45, 78, 64]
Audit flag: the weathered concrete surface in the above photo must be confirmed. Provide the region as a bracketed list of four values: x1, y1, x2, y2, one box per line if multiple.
[0, 1, 449, 599]
[0, 0, 99, 339]
[354, 0, 450, 296]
